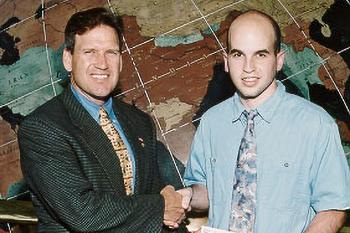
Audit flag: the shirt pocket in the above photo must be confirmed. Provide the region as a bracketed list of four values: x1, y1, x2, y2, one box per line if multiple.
[258, 156, 310, 210]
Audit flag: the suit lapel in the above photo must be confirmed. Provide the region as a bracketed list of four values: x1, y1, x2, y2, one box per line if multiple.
[59, 88, 125, 194]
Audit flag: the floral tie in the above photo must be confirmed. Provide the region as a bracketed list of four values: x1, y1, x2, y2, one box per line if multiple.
[229, 109, 258, 233]
[99, 107, 133, 195]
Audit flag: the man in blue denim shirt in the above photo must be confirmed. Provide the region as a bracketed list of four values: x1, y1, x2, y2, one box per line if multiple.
[178, 10, 350, 233]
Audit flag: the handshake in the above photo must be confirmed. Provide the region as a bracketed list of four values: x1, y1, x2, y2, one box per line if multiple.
[160, 185, 193, 229]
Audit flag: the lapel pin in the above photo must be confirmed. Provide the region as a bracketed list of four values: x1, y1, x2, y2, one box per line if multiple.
[138, 137, 145, 147]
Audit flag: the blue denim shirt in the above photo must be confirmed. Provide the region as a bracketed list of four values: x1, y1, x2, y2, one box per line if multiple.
[184, 81, 350, 233]
[71, 85, 136, 191]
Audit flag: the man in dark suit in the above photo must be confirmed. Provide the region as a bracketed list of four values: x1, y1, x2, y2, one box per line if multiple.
[18, 7, 186, 232]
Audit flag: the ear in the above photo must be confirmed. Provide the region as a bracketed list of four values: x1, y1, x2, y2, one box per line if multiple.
[223, 51, 229, 73]
[276, 50, 285, 72]
[62, 48, 73, 72]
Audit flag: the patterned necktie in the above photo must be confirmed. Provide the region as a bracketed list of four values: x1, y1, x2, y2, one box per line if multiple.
[99, 107, 133, 195]
[229, 109, 258, 233]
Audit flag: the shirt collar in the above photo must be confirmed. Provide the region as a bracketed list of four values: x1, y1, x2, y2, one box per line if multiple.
[232, 93, 246, 123]
[232, 80, 285, 123]
[70, 84, 113, 122]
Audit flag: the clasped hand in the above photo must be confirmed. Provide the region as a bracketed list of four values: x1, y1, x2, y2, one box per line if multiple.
[161, 185, 191, 229]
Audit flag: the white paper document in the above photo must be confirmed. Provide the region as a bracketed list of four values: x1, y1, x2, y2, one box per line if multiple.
[201, 226, 231, 233]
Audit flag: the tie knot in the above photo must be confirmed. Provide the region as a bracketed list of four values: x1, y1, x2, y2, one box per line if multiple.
[99, 107, 108, 119]
[243, 109, 258, 120]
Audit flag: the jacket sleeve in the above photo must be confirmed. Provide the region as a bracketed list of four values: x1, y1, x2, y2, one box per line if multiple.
[19, 116, 165, 233]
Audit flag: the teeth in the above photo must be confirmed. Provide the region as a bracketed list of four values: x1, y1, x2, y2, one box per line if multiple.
[92, 74, 108, 79]
[244, 77, 257, 81]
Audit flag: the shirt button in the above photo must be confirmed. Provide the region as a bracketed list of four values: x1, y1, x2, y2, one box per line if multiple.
[211, 158, 216, 163]
[284, 163, 289, 167]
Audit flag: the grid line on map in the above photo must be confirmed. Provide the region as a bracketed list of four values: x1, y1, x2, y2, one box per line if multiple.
[0, 0, 68, 34]
[116, 49, 223, 97]
[0, 15, 36, 35]
[277, 0, 350, 115]
[0, 80, 61, 109]
[189, 0, 226, 52]
[338, 46, 350, 56]
[0, 139, 17, 149]
[42, 0, 57, 97]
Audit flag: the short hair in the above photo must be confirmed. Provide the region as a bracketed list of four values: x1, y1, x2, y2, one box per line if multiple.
[64, 7, 123, 54]
[226, 10, 282, 55]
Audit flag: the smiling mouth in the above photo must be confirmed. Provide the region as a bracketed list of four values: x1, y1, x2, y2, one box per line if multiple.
[91, 74, 108, 79]
[243, 77, 259, 82]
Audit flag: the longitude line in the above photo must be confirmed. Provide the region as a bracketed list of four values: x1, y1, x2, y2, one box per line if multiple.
[7, 223, 12, 233]
[41, 0, 57, 96]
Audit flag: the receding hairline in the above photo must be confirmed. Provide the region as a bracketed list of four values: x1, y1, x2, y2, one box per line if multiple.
[227, 10, 281, 54]
[234, 10, 273, 22]
[228, 11, 274, 38]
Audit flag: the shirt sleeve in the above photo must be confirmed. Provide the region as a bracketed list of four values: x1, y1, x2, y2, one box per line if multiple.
[310, 119, 350, 212]
[184, 120, 208, 187]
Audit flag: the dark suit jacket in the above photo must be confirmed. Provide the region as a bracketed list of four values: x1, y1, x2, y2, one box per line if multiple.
[19, 88, 186, 233]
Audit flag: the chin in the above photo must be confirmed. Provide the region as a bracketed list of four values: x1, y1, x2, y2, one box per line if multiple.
[240, 91, 261, 100]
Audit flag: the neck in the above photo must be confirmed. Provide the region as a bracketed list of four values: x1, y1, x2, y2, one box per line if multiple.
[71, 82, 107, 107]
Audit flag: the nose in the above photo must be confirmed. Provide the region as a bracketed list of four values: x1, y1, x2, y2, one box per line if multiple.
[94, 53, 108, 70]
[243, 57, 255, 73]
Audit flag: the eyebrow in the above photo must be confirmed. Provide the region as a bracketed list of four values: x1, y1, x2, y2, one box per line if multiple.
[228, 48, 270, 55]
[106, 48, 120, 52]
[255, 49, 270, 54]
[228, 49, 242, 55]
[80, 48, 120, 52]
